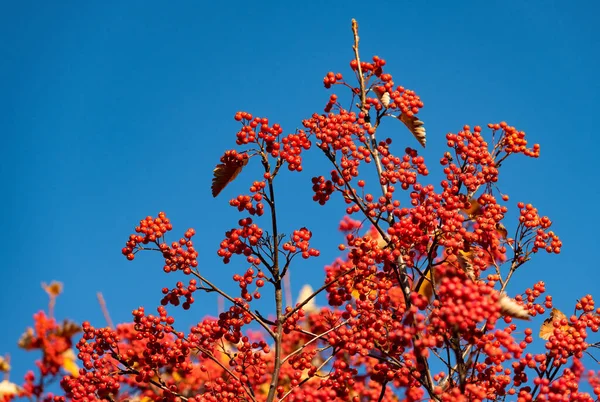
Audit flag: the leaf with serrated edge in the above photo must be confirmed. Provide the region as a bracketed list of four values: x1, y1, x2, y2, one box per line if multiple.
[211, 153, 249, 197]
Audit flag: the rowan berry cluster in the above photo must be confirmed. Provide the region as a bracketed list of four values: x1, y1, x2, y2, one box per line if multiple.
[282, 228, 320, 259]
[9, 24, 600, 402]
[229, 181, 266, 216]
[217, 217, 263, 264]
[121, 212, 173, 260]
[14, 312, 80, 402]
[347, 56, 425, 118]
[488, 122, 541, 158]
[160, 279, 197, 310]
[232, 267, 265, 302]
[517, 201, 562, 254]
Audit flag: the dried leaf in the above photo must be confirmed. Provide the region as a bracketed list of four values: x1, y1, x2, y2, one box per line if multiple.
[498, 294, 530, 320]
[539, 308, 569, 340]
[42, 281, 63, 297]
[372, 87, 391, 108]
[495, 222, 508, 239]
[457, 249, 476, 281]
[0, 356, 10, 373]
[18, 328, 35, 350]
[56, 320, 82, 338]
[211, 151, 249, 197]
[296, 284, 318, 315]
[399, 113, 426, 148]
[380, 92, 390, 108]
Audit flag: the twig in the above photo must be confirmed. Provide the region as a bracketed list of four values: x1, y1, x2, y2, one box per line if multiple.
[97, 292, 115, 329]
[191, 270, 275, 338]
[281, 319, 349, 365]
[284, 266, 355, 320]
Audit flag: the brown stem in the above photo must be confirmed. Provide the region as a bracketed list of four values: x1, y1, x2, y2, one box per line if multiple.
[284, 266, 355, 320]
[281, 319, 349, 365]
[265, 175, 284, 402]
[97, 292, 115, 329]
[191, 270, 275, 338]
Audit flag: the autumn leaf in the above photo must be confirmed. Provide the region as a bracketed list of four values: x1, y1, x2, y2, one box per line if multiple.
[211, 150, 249, 197]
[539, 308, 570, 340]
[18, 328, 35, 350]
[0, 356, 9, 373]
[415, 269, 436, 302]
[42, 281, 63, 297]
[61, 349, 79, 377]
[457, 248, 476, 281]
[55, 320, 81, 338]
[495, 222, 508, 239]
[398, 113, 426, 148]
[461, 198, 483, 218]
[498, 293, 530, 320]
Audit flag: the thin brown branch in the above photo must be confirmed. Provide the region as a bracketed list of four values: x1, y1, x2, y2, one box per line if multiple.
[284, 266, 355, 320]
[281, 319, 349, 366]
[279, 352, 336, 401]
[191, 270, 275, 338]
[97, 292, 115, 329]
[264, 155, 284, 402]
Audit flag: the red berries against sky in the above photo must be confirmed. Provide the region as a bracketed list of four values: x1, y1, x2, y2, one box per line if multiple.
[8, 24, 599, 402]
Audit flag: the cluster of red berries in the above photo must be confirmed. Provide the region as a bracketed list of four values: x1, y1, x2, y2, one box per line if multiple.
[232, 267, 265, 302]
[122, 212, 173, 260]
[279, 130, 311, 172]
[338, 215, 362, 233]
[444, 125, 498, 193]
[433, 271, 501, 332]
[160, 279, 197, 310]
[324, 93, 338, 113]
[282, 227, 320, 259]
[517, 202, 562, 254]
[229, 180, 266, 216]
[380, 146, 429, 190]
[233, 112, 311, 173]
[302, 110, 371, 154]
[323, 71, 343, 89]
[217, 218, 263, 264]
[489, 122, 540, 158]
[311, 175, 336, 205]
[156, 229, 198, 274]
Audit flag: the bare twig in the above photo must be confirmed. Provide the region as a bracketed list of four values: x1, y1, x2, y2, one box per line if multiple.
[97, 292, 115, 329]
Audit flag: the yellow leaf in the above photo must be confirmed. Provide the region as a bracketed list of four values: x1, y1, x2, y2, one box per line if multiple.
[415, 269, 438, 302]
[0, 356, 10, 373]
[539, 308, 570, 340]
[461, 198, 482, 218]
[61, 349, 79, 377]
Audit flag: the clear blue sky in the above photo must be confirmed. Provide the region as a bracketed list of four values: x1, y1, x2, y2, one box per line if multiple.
[2, 0, 599, 386]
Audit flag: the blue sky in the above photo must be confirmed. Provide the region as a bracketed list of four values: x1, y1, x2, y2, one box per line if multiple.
[2, 0, 599, 388]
